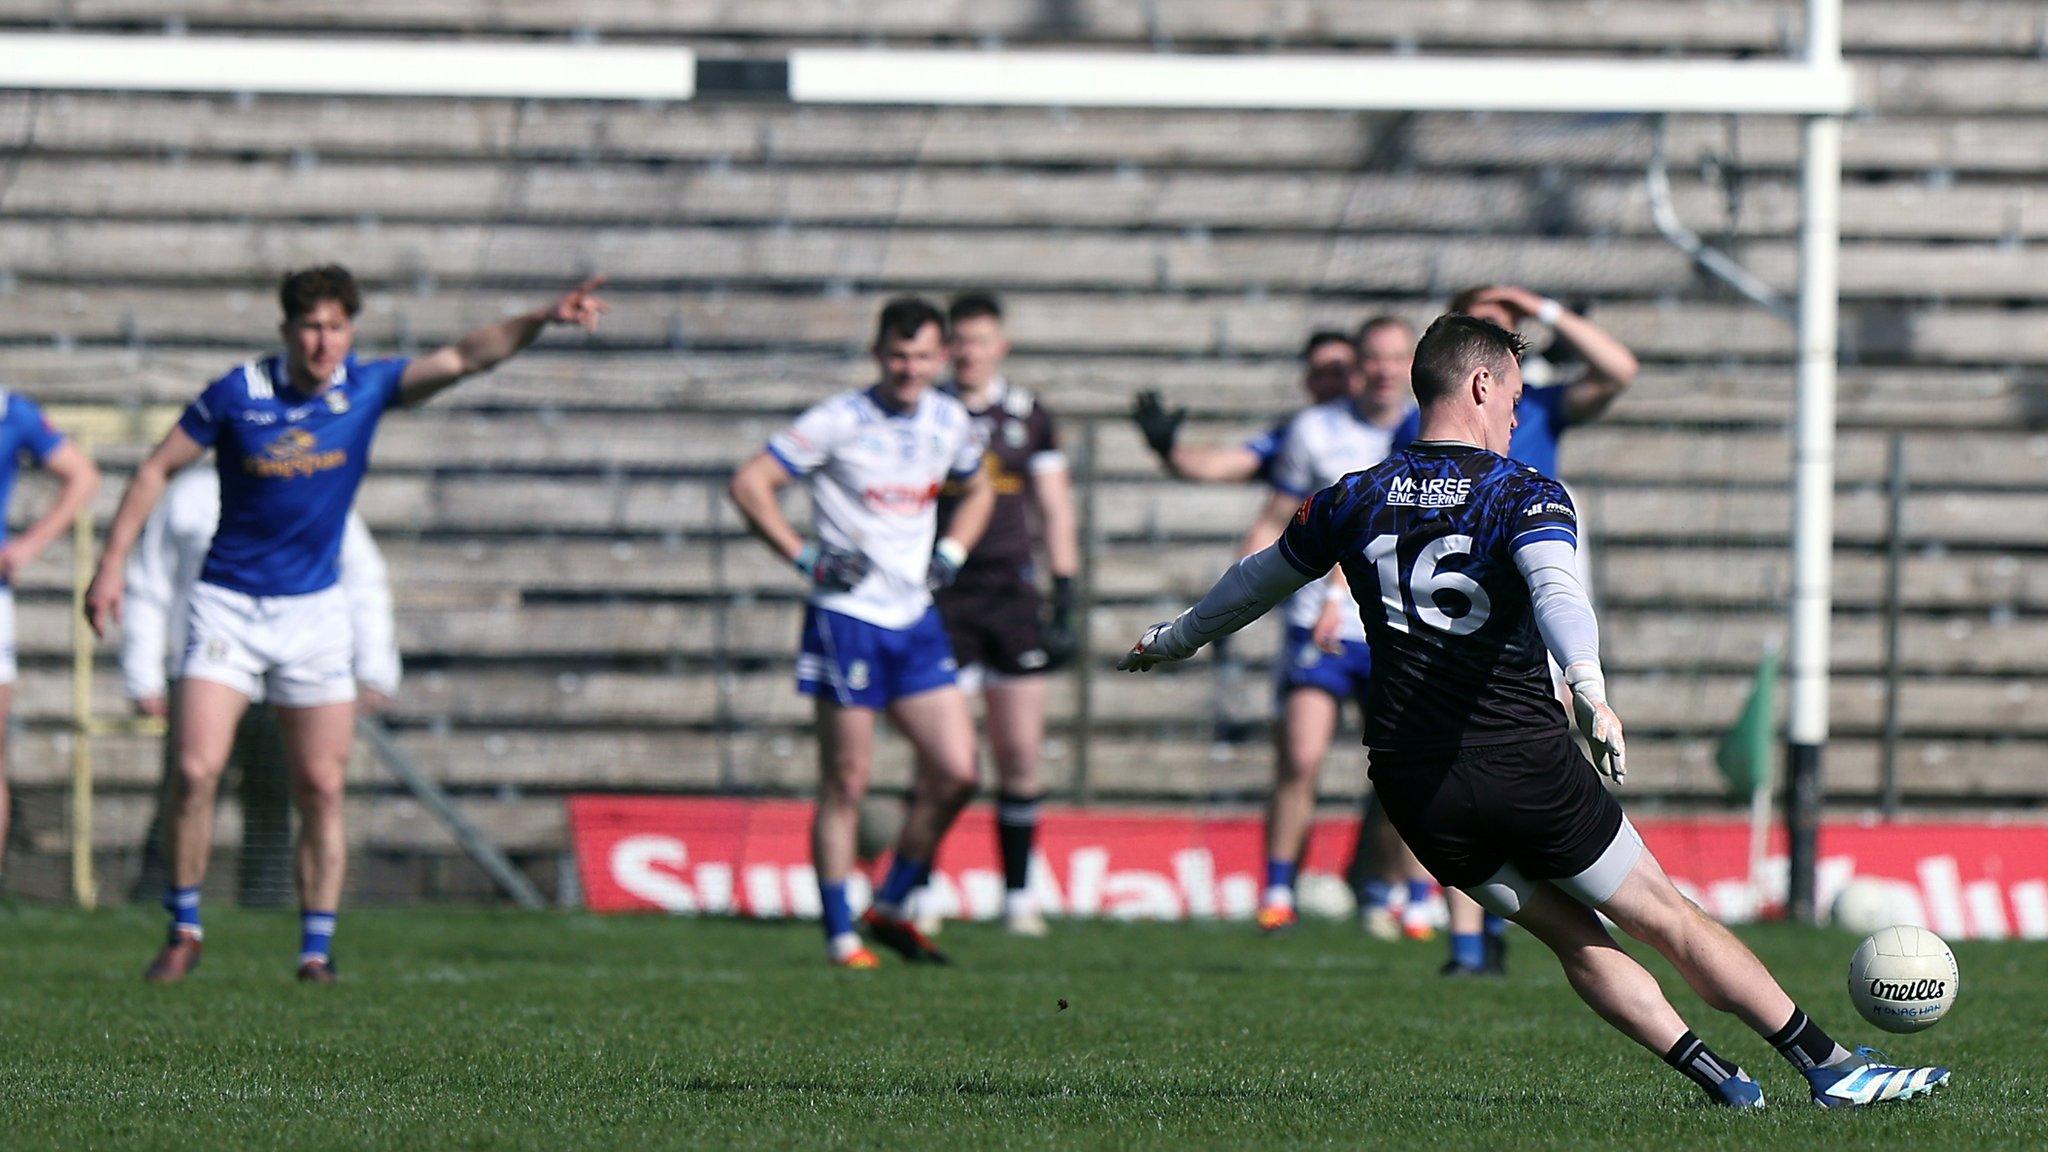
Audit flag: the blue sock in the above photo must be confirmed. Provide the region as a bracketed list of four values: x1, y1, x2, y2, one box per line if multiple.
[875, 856, 929, 909]
[819, 881, 855, 941]
[1483, 914, 1510, 938]
[1406, 879, 1434, 908]
[164, 886, 202, 937]
[299, 909, 336, 964]
[1452, 932, 1486, 970]
[1264, 859, 1297, 894]
[1361, 879, 1393, 911]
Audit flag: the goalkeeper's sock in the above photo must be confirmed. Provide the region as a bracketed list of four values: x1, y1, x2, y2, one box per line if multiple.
[298, 909, 336, 964]
[872, 856, 930, 917]
[1262, 860, 1297, 908]
[995, 792, 1040, 894]
[1665, 1031, 1750, 1096]
[819, 880, 855, 943]
[1360, 879, 1393, 911]
[165, 885, 202, 939]
[1483, 913, 1510, 938]
[1450, 932, 1486, 970]
[1767, 1007, 1851, 1071]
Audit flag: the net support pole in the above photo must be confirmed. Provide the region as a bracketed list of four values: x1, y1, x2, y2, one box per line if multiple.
[68, 477, 96, 910]
[1785, 0, 1844, 924]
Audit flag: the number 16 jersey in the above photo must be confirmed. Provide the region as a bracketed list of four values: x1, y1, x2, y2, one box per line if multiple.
[1276, 440, 1580, 753]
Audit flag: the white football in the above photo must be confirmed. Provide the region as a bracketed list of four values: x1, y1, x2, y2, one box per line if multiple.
[1848, 925, 1958, 1034]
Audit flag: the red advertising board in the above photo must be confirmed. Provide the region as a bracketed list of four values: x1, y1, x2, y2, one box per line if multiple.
[567, 795, 2048, 940]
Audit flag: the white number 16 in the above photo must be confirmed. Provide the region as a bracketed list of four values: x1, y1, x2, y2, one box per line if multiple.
[1364, 533, 1492, 636]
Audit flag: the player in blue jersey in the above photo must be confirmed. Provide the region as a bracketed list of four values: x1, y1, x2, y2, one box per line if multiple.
[1393, 286, 1638, 975]
[0, 391, 101, 882]
[85, 265, 608, 983]
[1118, 314, 1950, 1109]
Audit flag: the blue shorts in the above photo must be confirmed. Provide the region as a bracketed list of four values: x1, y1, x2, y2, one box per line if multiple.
[796, 605, 958, 709]
[1275, 625, 1373, 712]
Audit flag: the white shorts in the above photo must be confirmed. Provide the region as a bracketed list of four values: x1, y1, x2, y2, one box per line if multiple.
[179, 581, 356, 709]
[0, 586, 16, 685]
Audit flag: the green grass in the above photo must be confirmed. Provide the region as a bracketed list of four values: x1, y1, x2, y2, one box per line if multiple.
[0, 905, 2039, 1150]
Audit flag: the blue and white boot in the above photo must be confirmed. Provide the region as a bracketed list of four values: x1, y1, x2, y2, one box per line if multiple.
[1806, 1047, 1950, 1109]
[1707, 1069, 1765, 1108]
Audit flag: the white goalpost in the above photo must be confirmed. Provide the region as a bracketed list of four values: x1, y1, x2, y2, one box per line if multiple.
[0, 2, 1852, 920]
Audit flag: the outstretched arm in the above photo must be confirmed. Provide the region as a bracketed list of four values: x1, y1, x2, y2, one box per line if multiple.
[1118, 544, 1315, 670]
[1133, 390, 1268, 483]
[398, 276, 609, 407]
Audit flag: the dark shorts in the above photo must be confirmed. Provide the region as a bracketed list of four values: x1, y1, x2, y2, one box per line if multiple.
[934, 582, 1049, 677]
[1367, 731, 1626, 891]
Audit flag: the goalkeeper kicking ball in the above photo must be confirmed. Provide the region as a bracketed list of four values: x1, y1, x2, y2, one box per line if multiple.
[1848, 926, 1958, 1034]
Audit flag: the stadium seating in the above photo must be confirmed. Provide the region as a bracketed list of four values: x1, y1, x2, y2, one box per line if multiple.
[4, 2, 2047, 899]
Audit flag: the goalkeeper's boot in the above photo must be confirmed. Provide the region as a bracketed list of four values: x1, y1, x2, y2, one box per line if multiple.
[1255, 903, 1299, 934]
[1706, 1070, 1766, 1109]
[860, 908, 950, 965]
[143, 928, 203, 984]
[1804, 1047, 1950, 1109]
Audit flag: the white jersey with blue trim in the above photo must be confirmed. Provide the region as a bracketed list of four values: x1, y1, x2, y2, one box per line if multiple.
[1268, 399, 1403, 638]
[177, 353, 407, 598]
[767, 386, 986, 629]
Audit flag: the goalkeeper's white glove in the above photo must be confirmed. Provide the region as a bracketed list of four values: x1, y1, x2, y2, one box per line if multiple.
[1564, 661, 1627, 785]
[1118, 620, 1192, 672]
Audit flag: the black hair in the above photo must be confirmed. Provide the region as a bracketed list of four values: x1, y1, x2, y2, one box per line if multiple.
[279, 265, 361, 322]
[1411, 313, 1528, 404]
[1300, 329, 1357, 361]
[875, 296, 947, 345]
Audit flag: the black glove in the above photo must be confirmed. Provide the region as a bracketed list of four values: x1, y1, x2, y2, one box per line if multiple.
[926, 539, 967, 592]
[1042, 576, 1081, 670]
[795, 542, 870, 592]
[1132, 390, 1186, 462]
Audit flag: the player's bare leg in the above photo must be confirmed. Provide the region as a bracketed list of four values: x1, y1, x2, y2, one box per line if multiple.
[278, 702, 354, 982]
[1258, 688, 1334, 932]
[862, 685, 977, 964]
[145, 679, 249, 983]
[985, 674, 1049, 935]
[812, 697, 880, 967]
[1594, 850, 1795, 1035]
[1500, 878, 1693, 1049]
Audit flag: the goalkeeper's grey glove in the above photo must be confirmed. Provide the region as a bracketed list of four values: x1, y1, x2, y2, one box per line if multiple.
[1565, 661, 1627, 785]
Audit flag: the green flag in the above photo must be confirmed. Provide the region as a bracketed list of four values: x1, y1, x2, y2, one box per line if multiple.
[1716, 648, 1780, 798]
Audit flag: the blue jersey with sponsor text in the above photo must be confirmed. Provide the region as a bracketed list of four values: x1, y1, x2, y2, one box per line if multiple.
[177, 353, 407, 597]
[1278, 441, 1578, 751]
[0, 390, 67, 560]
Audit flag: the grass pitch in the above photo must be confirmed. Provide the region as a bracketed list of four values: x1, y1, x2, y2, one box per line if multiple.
[0, 905, 2038, 1150]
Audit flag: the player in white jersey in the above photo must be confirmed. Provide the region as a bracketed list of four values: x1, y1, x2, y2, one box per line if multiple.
[0, 389, 99, 883]
[86, 264, 607, 984]
[124, 465, 401, 906]
[727, 297, 995, 968]
[1238, 318, 1421, 933]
